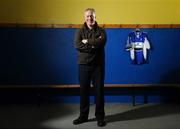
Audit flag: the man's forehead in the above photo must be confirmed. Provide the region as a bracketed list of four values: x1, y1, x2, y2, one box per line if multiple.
[84, 11, 95, 16]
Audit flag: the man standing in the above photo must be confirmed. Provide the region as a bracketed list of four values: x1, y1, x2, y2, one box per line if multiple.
[73, 8, 107, 127]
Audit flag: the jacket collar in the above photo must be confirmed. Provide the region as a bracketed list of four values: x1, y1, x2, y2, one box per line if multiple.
[83, 21, 98, 31]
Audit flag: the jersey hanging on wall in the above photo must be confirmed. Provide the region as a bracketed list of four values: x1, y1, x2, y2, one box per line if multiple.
[126, 29, 151, 64]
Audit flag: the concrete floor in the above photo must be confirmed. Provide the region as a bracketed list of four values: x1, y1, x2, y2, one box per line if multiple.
[0, 103, 180, 129]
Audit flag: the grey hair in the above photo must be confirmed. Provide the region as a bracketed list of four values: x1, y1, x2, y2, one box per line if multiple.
[84, 8, 96, 13]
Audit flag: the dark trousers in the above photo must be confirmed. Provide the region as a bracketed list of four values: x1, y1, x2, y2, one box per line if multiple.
[79, 64, 105, 120]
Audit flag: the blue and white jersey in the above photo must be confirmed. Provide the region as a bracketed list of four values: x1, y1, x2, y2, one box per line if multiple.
[126, 29, 150, 64]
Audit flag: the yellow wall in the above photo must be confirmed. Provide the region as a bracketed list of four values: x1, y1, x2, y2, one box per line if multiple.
[0, 0, 179, 24]
[178, 0, 180, 23]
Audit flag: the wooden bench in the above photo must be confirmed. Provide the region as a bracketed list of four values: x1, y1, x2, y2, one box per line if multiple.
[0, 84, 179, 106]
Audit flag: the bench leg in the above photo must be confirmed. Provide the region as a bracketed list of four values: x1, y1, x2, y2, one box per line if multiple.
[132, 87, 136, 106]
[133, 94, 136, 106]
[144, 94, 148, 104]
[36, 88, 41, 107]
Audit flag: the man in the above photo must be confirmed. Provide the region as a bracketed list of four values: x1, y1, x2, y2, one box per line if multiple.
[73, 8, 107, 127]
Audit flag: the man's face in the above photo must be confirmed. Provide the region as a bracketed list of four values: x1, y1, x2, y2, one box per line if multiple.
[84, 10, 96, 27]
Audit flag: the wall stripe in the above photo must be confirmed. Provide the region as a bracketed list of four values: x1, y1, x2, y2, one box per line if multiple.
[0, 84, 179, 88]
[0, 23, 180, 28]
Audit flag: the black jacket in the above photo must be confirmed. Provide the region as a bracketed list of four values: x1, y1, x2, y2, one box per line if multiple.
[74, 22, 107, 65]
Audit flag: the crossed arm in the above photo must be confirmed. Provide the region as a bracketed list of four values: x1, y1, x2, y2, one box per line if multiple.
[75, 29, 106, 53]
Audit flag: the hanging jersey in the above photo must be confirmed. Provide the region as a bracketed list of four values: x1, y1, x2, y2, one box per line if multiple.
[126, 29, 150, 64]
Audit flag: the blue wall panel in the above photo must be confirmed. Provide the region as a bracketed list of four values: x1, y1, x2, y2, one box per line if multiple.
[105, 28, 180, 84]
[1, 28, 180, 85]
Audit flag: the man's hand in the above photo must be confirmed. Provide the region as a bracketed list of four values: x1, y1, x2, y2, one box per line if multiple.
[82, 39, 88, 44]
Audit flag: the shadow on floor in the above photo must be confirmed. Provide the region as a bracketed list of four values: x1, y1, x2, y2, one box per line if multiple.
[0, 103, 75, 129]
[105, 103, 180, 123]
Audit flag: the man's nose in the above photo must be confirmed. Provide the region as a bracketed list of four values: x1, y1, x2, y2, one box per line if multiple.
[89, 17, 93, 20]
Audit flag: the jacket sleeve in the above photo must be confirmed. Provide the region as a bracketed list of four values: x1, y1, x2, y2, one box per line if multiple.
[87, 28, 107, 48]
[74, 29, 92, 53]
